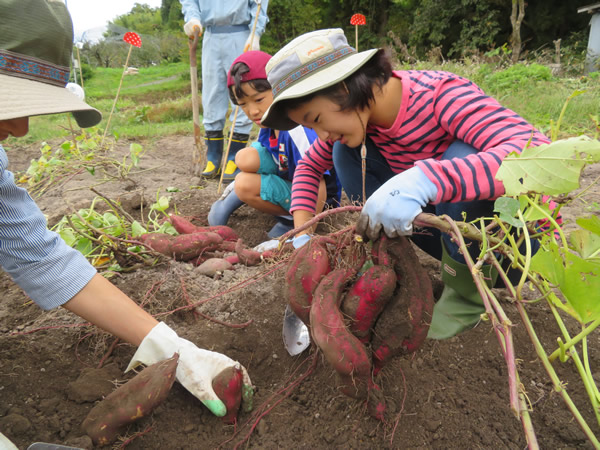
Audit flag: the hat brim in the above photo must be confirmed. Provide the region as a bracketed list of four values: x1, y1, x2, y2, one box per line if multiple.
[261, 49, 378, 131]
[0, 74, 102, 128]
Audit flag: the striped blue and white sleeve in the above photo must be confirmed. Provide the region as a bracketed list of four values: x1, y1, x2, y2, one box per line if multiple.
[0, 145, 96, 310]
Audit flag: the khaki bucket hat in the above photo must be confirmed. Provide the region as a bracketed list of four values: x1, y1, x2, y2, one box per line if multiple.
[261, 28, 377, 131]
[0, 0, 102, 128]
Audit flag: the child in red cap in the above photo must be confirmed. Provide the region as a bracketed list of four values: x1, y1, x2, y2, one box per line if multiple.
[208, 51, 340, 240]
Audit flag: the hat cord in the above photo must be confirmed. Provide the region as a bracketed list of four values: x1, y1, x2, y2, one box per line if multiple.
[343, 81, 367, 204]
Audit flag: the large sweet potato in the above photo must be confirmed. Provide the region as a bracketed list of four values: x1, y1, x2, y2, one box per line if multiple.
[285, 238, 332, 325]
[169, 232, 223, 261]
[310, 269, 372, 400]
[340, 264, 397, 343]
[169, 214, 239, 242]
[82, 353, 179, 446]
[140, 232, 223, 261]
[371, 236, 434, 374]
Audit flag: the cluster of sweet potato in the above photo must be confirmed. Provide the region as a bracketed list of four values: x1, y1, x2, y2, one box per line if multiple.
[138, 215, 271, 274]
[285, 232, 435, 420]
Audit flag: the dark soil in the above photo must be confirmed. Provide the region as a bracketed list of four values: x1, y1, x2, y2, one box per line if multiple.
[1, 135, 599, 449]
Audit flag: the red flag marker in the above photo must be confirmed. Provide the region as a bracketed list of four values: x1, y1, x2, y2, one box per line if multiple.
[123, 31, 142, 48]
[102, 31, 142, 144]
[350, 13, 366, 51]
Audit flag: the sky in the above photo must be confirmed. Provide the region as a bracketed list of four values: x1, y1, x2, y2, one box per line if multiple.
[65, 0, 163, 41]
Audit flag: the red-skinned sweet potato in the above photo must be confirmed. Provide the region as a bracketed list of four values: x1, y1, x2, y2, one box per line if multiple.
[340, 264, 397, 342]
[169, 214, 239, 242]
[169, 232, 223, 261]
[235, 239, 263, 266]
[82, 353, 179, 446]
[138, 232, 174, 255]
[371, 236, 434, 375]
[310, 269, 372, 400]
[212, 365, 243, 424]
[285, 239, 332, 325]
[195, 258, 233, 277]
[140, 231, 223, 261]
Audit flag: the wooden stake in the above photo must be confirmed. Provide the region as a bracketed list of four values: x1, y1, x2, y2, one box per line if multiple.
[101, 44, 133, 146]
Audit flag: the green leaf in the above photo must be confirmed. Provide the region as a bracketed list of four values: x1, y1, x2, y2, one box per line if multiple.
[569, 229, 600, 259]
[58, 229, 77, 247]
[131, 220, 147, 237]
[75, 238, 93, 255]
[130, 143, 143, 166]
[166, 186, 180, 192]
[530, 240, 564, 286]
[576, 215, 600, 236]
[156, 222, 177, 235]
[151, 195, 170, 212]
[496, 136, 600, 196]
[494, 197, 524, 227]
[561, 252, 600, 323]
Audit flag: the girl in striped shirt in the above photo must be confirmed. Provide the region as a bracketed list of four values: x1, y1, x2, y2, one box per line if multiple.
[261, 28, 550, 339]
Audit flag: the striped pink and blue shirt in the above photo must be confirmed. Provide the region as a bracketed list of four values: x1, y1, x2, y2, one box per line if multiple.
[290, 70, 550, 213]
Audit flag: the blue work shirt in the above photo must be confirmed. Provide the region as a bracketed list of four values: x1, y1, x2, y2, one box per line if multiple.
[0, 144, 96, 310]
[179, 0, 269, 36]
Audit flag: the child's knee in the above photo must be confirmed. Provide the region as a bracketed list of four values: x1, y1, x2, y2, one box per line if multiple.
[234, 172, 260, 200]
[235, 146, 259, 171]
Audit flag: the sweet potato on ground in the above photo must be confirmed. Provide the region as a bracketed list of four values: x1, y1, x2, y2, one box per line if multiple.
[195, 258, 233, 277]
[212, 365, 244, 424]
[82, 353, 179, 446]
[285, 239, 332, 325]
[310, 269, 372, 400]
[169, 214, 239, 242]
[139, 232, 223, 261]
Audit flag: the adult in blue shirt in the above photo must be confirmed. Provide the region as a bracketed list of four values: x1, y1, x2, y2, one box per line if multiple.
[180, 0, 269, 182]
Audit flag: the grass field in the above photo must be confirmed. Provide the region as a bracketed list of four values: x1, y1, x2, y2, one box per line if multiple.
[6, 60, 599, 148]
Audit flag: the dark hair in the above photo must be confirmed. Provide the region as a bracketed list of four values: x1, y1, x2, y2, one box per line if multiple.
[278, 48, 392, 115]
[228, 62, 272, 104]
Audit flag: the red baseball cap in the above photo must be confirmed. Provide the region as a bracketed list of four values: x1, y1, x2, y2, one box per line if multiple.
[227, 51, 272, 88]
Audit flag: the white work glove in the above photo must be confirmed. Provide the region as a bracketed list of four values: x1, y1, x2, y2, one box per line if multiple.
[184, 19, 203, 38]
[254, 239, 279, 252]
[356, 166, 438, 241]
[254, 233, 311, 253]
[244, 33, 260, 51]
[126, 322, 253, 417]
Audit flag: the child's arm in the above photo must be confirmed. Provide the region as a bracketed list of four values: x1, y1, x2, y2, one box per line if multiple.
[416, 75, 550, 204]
[290, 138, 334, 218]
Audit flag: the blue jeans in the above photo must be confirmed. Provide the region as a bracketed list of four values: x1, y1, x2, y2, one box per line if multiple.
[333, 139, 539, 277]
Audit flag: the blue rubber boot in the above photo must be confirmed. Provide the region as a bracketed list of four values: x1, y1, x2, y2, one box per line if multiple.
[203, 130, 223, 179]
[208, 181, 244, 226]
[222, 133, 249, 184]
[267, 215, 294, 238]
[427, 240, 498, 340]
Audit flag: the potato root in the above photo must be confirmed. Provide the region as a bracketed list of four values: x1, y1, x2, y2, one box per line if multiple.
[82, 353, 179, 446]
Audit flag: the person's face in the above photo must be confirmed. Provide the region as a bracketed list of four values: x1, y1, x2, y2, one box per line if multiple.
[0, 117, 29, 141]
[287, 96, 368, 147]
[235, 83, 274, 128]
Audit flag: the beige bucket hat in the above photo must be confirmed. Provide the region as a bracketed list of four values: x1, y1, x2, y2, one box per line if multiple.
[0, 0, 102, 128]
[261, 28, 378, 131]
